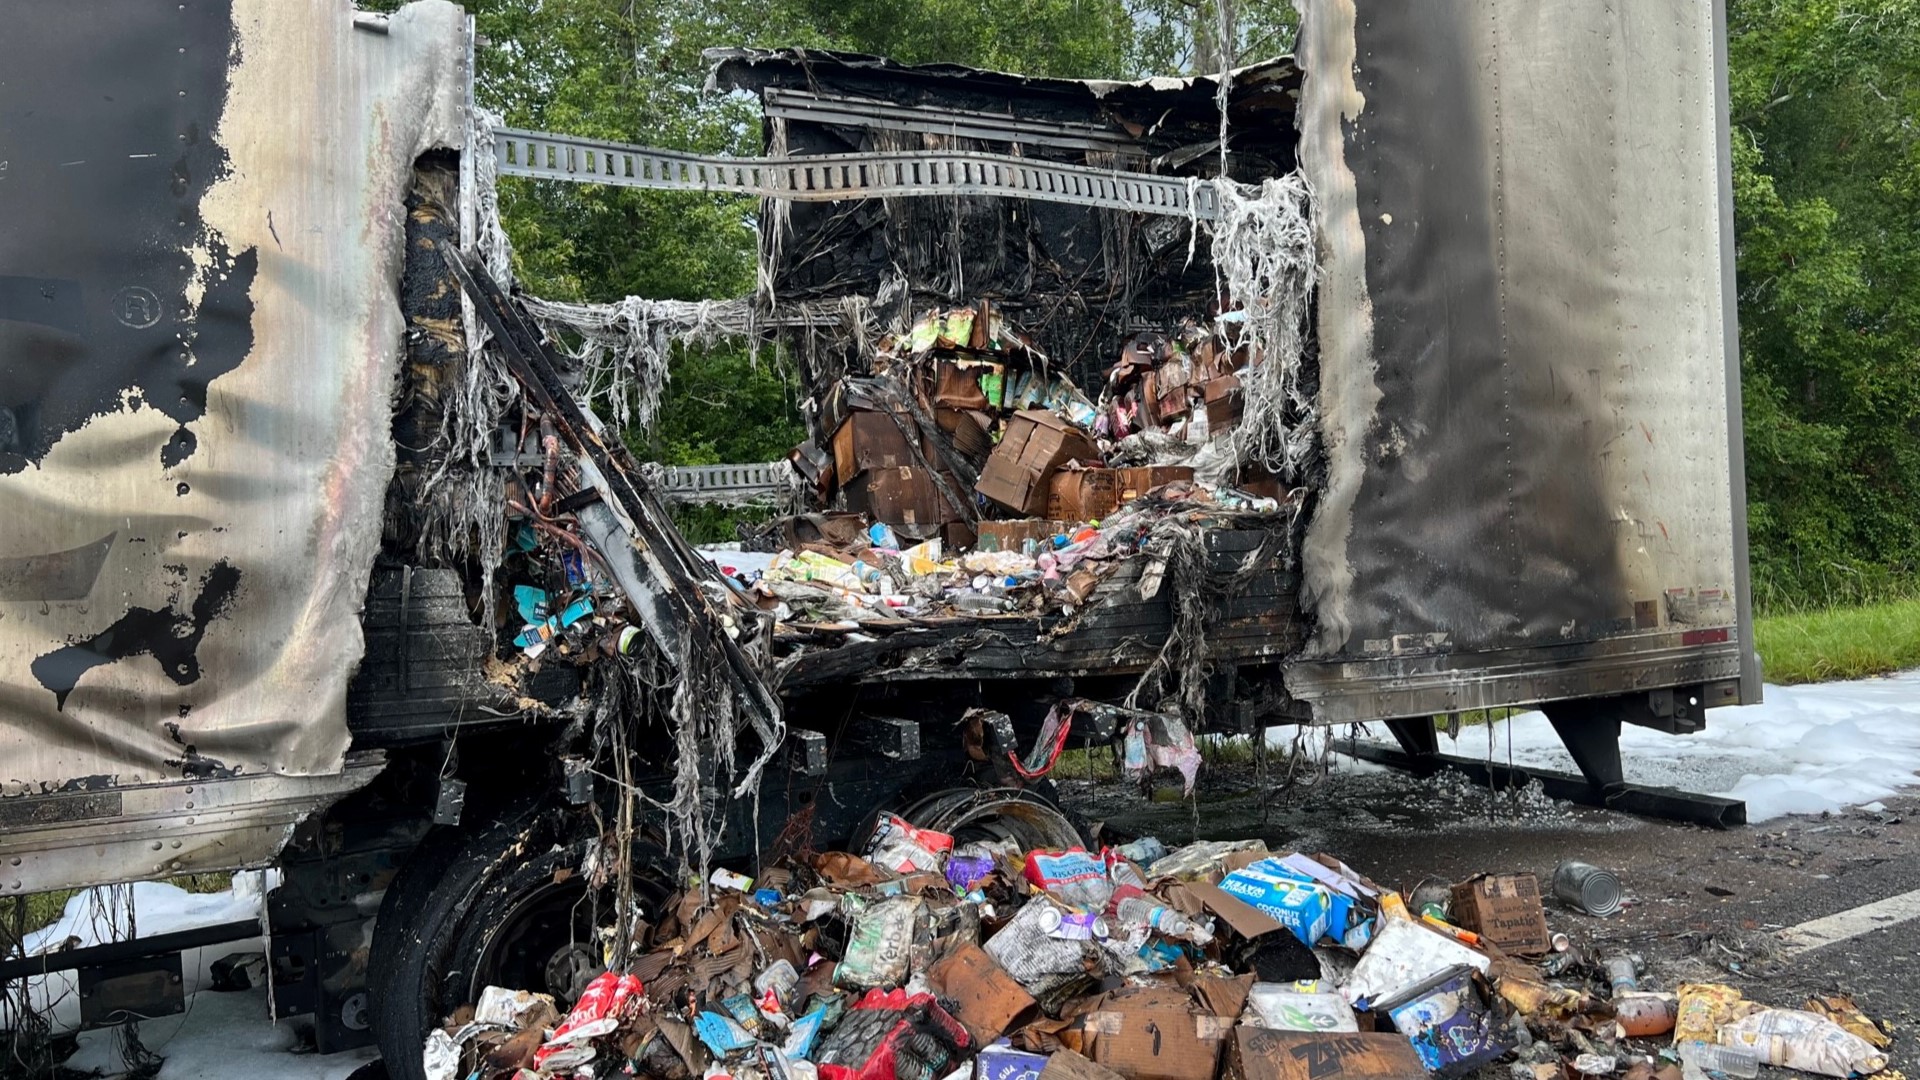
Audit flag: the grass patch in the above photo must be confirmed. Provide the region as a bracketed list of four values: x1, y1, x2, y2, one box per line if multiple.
[1755, 596, 1920, 684]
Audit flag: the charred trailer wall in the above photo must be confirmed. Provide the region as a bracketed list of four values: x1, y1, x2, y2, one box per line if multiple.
[0, 1, 471, 893]
[1285, 0, 1756, 722]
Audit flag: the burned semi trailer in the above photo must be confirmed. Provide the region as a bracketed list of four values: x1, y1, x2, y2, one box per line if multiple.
[0, 0, 1754, 1069]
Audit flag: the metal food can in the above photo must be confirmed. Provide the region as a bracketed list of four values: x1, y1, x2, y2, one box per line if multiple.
[1552, 860, 1622, 917]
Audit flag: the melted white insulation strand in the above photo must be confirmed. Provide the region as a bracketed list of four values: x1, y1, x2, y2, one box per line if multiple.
[1205, 173, 1318, 482]
[517, 295, 757, 433]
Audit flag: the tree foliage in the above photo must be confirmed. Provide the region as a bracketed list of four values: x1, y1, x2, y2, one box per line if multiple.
[1728, 0, 1920, 608]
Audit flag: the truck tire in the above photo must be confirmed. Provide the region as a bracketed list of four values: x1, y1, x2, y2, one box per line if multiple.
[367, 804, 667, 1080]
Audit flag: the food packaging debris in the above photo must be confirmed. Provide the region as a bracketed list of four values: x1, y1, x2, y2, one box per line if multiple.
[1673, 983, 1755, 1045]
[1217, 860, 1350, 948]
[946, 853, 997, 893]
[756, 959, 800, 1007]
[1448, 873, 1551, 955]
[786, 1000, 832, 1058]
[1079, 986, 1229, 1080]
[534, 971, 643, 1069]
[837, 894, 925, 990]
[983, 894, 1112, 1002]
[1369, 964, 1512, 1078]
[423, 1028, 460, 1080]
[1226, 1028, 1430, 1080]
[712, 867, 756, 893]
[866, 813, 956, 875]
[1805, 992, 1893, 1049]
[474, 985, 560, 1030]
[696, 1010, 759, 1057]
[1023, 849, 1114, 912]
[1717, 1008, 1891, 1077]
[1143, 839, 1267, 882]
[1239, 985, 1359, 1033]
[978, 1041, 1052, 1080]
[815, 988, 972, 1080]
[926, 942, 1038, 1045]
[1573, 1053, 1619, 1075]
[1341, 913, 1491, 1008]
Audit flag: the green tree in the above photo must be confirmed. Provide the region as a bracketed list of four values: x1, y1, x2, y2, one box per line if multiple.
[1728, 0, 1920, 608]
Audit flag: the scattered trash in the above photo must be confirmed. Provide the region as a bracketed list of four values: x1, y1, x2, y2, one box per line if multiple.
[1450, 873, 1552, 955]
[1614, 992, 1679, 1038]
[1551, 862, 1623, 917]
[1804, 992, 1893, 1050]
[1718, 1008, 1890, 1077]
[421, 838, 1895, 1080]
[1676, 1039, 1761, 1079]
[1370, 965, 1512, 1077]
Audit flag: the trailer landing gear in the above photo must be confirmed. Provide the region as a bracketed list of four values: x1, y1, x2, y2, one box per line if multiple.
[1343, 691, 1746, 828]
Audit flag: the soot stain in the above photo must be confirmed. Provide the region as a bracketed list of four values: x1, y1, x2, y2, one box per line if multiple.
[31, 560, 242, 710]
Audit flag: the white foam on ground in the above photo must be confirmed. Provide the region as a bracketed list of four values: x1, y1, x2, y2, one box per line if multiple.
[1442, 672, 1920, 822]
[8, 872, 376, 1077]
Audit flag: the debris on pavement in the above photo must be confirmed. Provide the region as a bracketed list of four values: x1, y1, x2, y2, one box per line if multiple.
[420, 838, 1899, 1080]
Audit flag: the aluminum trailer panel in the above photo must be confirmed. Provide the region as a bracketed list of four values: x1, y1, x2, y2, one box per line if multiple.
[1287, 0, 1757, 721]
[0, 1, 469, 894]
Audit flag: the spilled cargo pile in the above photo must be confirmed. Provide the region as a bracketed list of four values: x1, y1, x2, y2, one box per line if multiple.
[709, 305, 1296, 633]
[421, 821, 1895, 1080]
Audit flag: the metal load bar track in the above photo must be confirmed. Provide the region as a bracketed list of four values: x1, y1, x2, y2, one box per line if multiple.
[659, 461, 791, 507]
[495, 128, 1221, 220]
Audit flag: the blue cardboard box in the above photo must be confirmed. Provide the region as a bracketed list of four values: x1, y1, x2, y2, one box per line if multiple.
[977, 1040, 1051, 1080]
[1217, 859, 1353, 947]
[1371, 964, 1512, 1078]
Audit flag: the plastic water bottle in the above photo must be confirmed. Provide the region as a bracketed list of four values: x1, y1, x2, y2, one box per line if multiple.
[1677, 1041, 1760, 1079]
[1114, 896, 1213, 945]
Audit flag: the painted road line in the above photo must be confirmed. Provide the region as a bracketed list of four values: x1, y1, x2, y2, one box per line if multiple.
[1778, 886, 1920, 956]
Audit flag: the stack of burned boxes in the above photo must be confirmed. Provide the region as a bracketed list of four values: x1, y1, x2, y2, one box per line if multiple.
[794, 305, 1266, 547]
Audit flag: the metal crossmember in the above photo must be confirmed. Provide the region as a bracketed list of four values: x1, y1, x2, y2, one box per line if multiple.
[658, 461, 791, 507]
[495, 127, 1219, 220]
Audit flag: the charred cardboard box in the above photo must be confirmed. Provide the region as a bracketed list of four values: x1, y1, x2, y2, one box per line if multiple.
[1115, 466, 1195, 505]
[832, 408, 922, 487]
[936, 406, 996, 466]
[833, 406, 969, 534]
[1047, 467, 1119, 523]
[1079, 986, 1229, 1080]
[926, 942, 1036, 1045]
[933, 361, 994, 411]
[844, 466, 965, 536]
[1226, 1028, 1429, 1080]
[976, 410, 1100, 516]
[975, 519, 1064, 553]
[1449, 873, 1551, 955]
[1201, 374, 1244, 431]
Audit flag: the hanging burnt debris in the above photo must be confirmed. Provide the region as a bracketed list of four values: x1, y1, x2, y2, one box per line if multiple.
[707, 48, 1306, 424]
[364, 50, 1323, 895]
